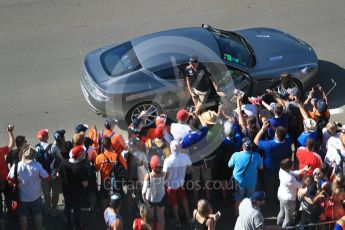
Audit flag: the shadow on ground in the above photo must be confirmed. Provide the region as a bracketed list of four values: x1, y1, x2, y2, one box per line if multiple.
[313, 60, 345, 109]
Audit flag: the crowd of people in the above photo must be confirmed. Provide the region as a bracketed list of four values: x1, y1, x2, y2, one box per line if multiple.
[0, 67, 345, 230]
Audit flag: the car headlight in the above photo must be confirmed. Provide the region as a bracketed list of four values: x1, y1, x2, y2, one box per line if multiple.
[91, 86, 111, 102]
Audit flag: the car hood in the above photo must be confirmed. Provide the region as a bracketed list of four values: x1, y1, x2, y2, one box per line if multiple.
[236, 28, 317, 72]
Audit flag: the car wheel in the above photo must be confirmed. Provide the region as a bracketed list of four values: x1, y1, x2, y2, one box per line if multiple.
[271, 78, 303, 98]
[126, 102, 162, 128]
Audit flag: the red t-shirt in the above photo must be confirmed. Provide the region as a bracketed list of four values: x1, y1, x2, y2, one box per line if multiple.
[296, 147, 322, 176]
[0, 146, 9, 181]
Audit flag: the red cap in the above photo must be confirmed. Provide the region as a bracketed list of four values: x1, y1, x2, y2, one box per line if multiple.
[36, 129, 48, 139]
[154, 126, 164, 139]
[70, 145, 84, 159]
[155, 117, 166, 127]
[176, 109, 189, 122]
[150, 155, 162, 169]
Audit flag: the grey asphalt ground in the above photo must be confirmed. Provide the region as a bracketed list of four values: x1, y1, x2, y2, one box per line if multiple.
[1, 0, 345, 229]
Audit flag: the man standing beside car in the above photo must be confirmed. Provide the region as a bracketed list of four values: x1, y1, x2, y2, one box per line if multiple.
[185, 56, 220, 113]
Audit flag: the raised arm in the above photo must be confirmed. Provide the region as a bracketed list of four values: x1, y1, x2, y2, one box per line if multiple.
[254, 120, 269, 146]
[236, 96, 246, 129]
[6, 125, 15, 151]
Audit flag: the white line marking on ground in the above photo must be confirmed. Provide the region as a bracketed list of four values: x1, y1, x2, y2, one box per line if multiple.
[329, 107, 344, 115]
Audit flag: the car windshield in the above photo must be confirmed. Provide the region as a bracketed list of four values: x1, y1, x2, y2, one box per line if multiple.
[100, 41, 142, 77]
[210, 30, 251, 67]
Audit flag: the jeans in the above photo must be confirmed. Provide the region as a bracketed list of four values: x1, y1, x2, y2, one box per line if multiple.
[64, 193, 81, 230]
[277, 198, 296, 227]
[263, 170, 279, 205]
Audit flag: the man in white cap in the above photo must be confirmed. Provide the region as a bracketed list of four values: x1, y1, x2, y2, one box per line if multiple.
[163, 140, 192, 227]
[8, 144, 50, 230]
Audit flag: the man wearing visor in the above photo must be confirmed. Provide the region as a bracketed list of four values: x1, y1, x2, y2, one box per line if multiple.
[185, 56, 220, 113]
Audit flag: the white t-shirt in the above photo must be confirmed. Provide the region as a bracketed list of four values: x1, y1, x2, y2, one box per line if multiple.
[8, 161, 48, 202]
[170, 123, 192, 141]
[234, 198, 264, 230]
[321, 128, 339, 152]
[277, 169, 302, 201]
[325, 136, 345, 166]
[163, 153, 192, 189]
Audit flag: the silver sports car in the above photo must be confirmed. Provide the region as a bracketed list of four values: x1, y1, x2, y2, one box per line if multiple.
[81, 24, 318, 127]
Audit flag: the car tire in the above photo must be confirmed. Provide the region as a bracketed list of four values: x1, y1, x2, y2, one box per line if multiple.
[125, 102, 162, 128]
[271, 78, 303, 98]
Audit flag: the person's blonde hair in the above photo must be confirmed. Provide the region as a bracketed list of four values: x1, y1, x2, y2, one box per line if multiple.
[139, 203, 153, 224]
[197, 199, 212, 217]
[326, 121, 337, 135]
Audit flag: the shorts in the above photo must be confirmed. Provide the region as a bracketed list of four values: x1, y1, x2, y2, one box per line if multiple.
[18, 197, 43, 217]
[191, 165, 212, 183]
[166, 187, 186, 206]
[149, 194, 167, 207]
[235, 185, 255, 201]
[192, 88, 209, 106]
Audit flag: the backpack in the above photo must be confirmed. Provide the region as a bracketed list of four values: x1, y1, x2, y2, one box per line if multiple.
[106, 153, 129, 194]
[316, 115, 328, 140]
[147, 140, 164, 162]
[35, 143, 53, 173]
[287, 106, 304, 141]
[98, 130, 116, 154]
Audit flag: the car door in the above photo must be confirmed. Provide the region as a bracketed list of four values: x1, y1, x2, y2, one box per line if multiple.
[152, 65, 190, 110]
[207, 62, 253, 97]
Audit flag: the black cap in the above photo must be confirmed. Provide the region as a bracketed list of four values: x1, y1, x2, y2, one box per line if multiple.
[75, 124, 88, 133]
[105, 117, 118, 129]
[54, 130, 66, 141]
[189, 55, 199, 63]
[251, 191, 266, 202]
[110, 193, 122, 209]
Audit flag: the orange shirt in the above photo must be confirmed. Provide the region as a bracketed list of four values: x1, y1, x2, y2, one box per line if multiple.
[88, 126, 99, 149]
[307, 109, 330, 121]
[95, 150, 127, 180]
[100, 129, 126, 154]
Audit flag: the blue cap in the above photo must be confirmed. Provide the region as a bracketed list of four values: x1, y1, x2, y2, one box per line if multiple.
[317, 100, 326, 113]
[242, 137, 252, 149]
[251, 191, 265, 202]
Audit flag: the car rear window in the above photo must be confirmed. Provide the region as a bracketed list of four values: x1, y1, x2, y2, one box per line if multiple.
[100, 41, 142, 77]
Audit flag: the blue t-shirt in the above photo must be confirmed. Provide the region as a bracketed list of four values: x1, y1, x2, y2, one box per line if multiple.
[258, 136, 292, 174]
[266, 113, 288, 139]
[181, 126, 208, 149]
[222, 133, 242, 153]
[268, 113, 288, 128]
[297, 131, 317, 148]
[228, 151, 263, 188]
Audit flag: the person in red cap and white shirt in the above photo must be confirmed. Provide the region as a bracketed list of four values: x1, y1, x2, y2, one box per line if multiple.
[142, 155, 166, 230]
[0, 125, 14, 229]
[170, 109, 192, 143]
[8, 144, 50, 230]
[59, 145, 88, 230]
[163, 140, 192, 227]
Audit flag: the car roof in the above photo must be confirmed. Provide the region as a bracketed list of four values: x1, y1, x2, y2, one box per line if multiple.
[131, 27, 221, 72]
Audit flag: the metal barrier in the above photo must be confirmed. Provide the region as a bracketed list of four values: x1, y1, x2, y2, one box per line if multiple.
[279, 220, 337, 230]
